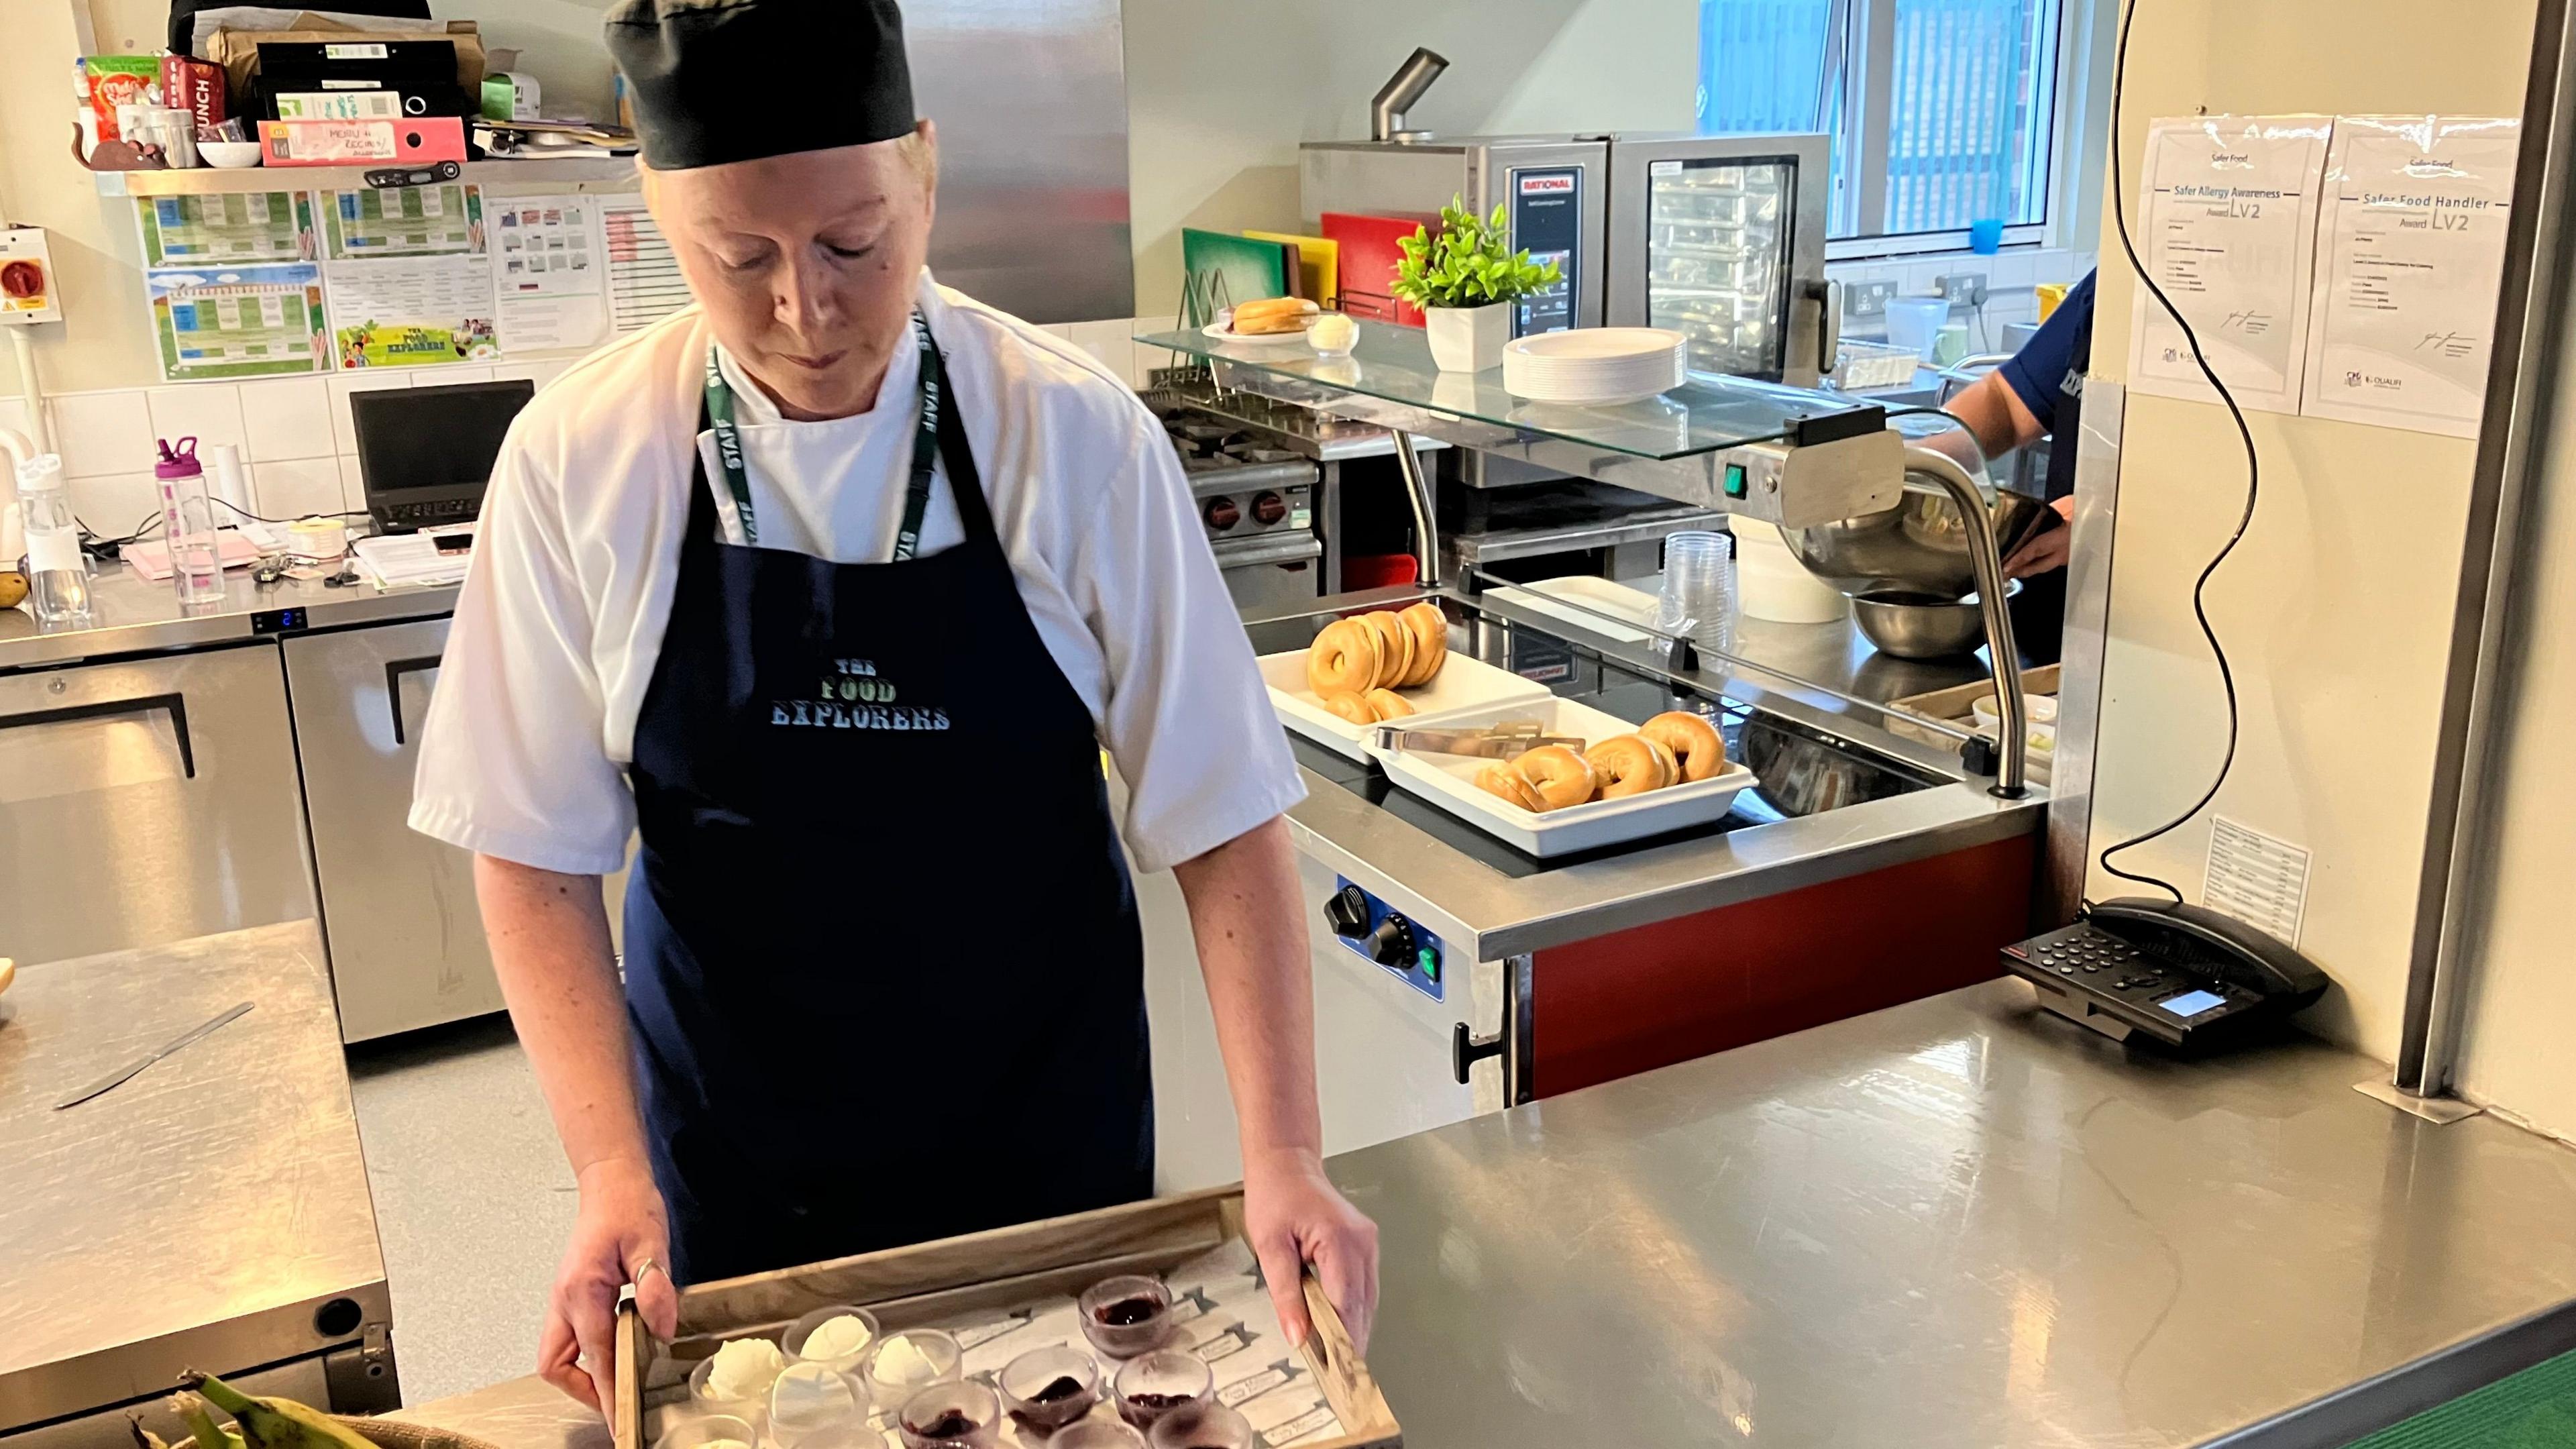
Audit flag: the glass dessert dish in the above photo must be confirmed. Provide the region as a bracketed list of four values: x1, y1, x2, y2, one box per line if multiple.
[1078, 1275, 1176, 1358]
[653, 1413, 757, 1449]
[896, 1381, 1002, 1448]
[998, 1344, 1105, 1434]
[1145, 1401, 1256, 1449]
[1112, 1350, 1214, 1430]
[1051, 1424, 1148, 1449]
[784, 1305, 881, 1375]
[688, 1340, 785, 1430]
[863, 1328, 964, 1408]
[766, 1362, 866, 1448]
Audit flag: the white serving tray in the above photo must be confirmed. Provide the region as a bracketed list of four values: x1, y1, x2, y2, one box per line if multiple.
[1485, 576, 1660, 645]
[1261, 647, 1555, 761]
[1370, 696, 1760, 857]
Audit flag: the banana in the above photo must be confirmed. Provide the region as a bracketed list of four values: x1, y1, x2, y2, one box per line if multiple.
[173, 1392, 246, 1449]
[183, 1373, 378, 1449]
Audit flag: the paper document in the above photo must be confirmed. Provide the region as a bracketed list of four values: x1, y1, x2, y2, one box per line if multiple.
[352, 524, 476, 588]
[2126, 116, 2333, 414]
[494, 195, 609, 353]
[2300, 115, 2520, 438]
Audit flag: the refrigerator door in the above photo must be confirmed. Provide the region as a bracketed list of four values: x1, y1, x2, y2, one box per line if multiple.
[0, 643, 315, 967]
[1608, 133, 1831, 384]
[282, 619, 629, 1041]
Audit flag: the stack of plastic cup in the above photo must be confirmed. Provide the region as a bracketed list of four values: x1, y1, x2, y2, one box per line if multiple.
[1656, 531, 1738, 657]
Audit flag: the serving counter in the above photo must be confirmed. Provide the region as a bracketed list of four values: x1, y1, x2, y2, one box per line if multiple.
[398, 977, 2576, 1448]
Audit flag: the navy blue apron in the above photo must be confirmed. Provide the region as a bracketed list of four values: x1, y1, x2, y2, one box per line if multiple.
[621, 317, 1152, 1284]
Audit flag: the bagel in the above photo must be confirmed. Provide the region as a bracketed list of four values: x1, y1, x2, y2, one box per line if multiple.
[1474, 760, 1548, 813]
[1397, 602, 1448, 686]
[1232, 296, 1320, 335]
[1363, 688, 1415, 720]
[1513, 744, 1595, 812]
[1322, 692, 1377, 725]
[1362, 611, 1415, 690]
[1641, 710, 1726, 782]
[1307, 618, 1380, 698]
[1585, 734, 1676, 799]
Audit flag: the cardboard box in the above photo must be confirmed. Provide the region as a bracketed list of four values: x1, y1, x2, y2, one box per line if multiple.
[207, 18, 486, 101]
[160, 56, 227, 132]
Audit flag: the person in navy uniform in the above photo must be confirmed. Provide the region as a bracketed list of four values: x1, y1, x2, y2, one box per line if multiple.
[1943, 270, 2096, 663]
[410, 0, 1376, 1409]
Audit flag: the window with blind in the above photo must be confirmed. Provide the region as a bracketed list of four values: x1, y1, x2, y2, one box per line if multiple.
[1698, 0, 2070, 247]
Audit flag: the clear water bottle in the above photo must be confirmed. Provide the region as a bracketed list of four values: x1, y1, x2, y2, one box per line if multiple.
[156, 435, 224, 608]
[15, 453, 91, 624]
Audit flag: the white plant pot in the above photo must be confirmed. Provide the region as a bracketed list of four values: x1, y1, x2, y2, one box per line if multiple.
[1424, 302, 1512, 372]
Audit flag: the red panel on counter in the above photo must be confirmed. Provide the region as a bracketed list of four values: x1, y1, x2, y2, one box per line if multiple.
[1320, 211, 1435, 327]
[1529, 832, 2036, 1098]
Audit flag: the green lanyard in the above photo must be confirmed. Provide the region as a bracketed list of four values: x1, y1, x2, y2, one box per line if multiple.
[700, 313, 943, 559]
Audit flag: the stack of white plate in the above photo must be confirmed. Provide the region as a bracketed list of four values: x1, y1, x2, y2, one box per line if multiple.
[1501, 327, 1688, 405]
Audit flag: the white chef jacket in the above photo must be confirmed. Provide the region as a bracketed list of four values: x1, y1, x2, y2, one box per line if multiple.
[409, 270, 1304, 877]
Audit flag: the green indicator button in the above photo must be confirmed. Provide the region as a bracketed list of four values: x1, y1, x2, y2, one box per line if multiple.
[1723, 462, 1749, 498]
[1419, 949, 1439, 980]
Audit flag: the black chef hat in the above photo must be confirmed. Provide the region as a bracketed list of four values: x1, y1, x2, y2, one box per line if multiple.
[605, 0, 918, 171]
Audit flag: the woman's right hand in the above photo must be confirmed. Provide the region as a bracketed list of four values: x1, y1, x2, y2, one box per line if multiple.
[540, 1156, 680, 1413]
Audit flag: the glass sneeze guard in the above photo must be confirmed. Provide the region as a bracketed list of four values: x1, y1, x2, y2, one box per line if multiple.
[1135, 318, 1879, 504]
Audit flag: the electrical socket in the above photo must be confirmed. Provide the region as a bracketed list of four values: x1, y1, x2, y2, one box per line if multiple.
[1935, 271, 1989, 308]
[1843, 279, 1896, 318]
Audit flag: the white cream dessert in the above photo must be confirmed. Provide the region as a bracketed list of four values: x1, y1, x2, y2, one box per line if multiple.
[702, 1338, 786, 1402]
[867, 1332, 945, 1390]
[769, 1362, 857, 1424]
[798, 1313, 875, 1364]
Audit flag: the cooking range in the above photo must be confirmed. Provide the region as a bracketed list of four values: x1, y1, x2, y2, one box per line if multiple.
[1153, 404, 1324, 609]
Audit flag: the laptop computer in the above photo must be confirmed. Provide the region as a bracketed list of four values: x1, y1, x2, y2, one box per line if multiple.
[352, 378, 535, 534]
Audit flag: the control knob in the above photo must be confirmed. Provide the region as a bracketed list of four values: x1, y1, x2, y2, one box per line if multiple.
[1250, 490, 1289, 525]
[1324, 884, 1371, 939]
[1202, 496, 1240, 531]
[1367, 914, 1416, 969]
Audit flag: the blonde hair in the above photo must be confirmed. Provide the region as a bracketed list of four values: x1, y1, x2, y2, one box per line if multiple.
[894, 125, 936, 190]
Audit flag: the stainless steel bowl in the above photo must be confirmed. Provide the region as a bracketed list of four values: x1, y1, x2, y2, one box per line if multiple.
[1782, 475, 2047, 598]
[1851, 580, 2022, 659]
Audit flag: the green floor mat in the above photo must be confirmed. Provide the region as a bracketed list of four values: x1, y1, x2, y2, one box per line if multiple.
[2345, 1347, 2576, 1448]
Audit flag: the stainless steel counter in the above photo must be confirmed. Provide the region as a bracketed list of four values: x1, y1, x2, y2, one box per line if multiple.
[1269, 585, 2041, 963]
[0, 921, 394, 1432]
[400, 979, 2576, 1448]
[0, 563, 458, 673]
[1334, 979, 2576, 1447]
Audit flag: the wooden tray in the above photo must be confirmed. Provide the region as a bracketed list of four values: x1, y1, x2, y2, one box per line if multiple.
[613, 1185, 1399, 1449]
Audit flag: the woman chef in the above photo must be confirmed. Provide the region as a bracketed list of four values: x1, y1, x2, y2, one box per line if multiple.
[408, 0, 1377, 1409]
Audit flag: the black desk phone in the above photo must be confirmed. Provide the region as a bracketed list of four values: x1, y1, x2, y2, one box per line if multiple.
[2001, 898, 2328, 1053]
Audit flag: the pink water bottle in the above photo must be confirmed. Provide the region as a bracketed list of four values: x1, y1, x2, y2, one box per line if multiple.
[156, 435, 223, 607]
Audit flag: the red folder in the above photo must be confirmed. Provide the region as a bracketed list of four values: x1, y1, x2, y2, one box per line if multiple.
[1321, 211, 1438, 328]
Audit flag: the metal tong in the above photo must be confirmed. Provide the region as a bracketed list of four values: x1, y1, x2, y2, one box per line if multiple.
[1369, 718, 1585, 759]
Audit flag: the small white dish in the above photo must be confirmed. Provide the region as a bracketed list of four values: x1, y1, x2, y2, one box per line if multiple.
[1202, 318, 1313, 350]
[199, 140, 264, 168]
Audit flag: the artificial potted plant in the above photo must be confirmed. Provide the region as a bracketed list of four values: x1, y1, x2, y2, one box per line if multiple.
[1395, 197, 1564, 372]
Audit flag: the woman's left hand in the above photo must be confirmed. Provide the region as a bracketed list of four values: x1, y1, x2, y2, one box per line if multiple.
[1242, 1146, 1381, 1354]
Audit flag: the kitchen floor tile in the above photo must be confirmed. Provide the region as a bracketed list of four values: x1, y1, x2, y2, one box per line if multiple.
[349, 1015, 574, 1407]
[239, 376, 335, 461]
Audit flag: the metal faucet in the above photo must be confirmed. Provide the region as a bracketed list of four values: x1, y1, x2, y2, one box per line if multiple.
[1371, 48, 1450, 142]
[1903, 446, 2029, 799]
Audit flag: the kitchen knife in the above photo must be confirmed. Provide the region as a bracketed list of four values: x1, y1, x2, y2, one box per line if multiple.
[55, 1001, 254, 1110]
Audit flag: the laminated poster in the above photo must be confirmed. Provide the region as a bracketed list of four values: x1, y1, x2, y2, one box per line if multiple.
[493, 195, 609, 353]
[326, 254, 502, 368]
[321, 182, 484, 259]
[2300, 115, 2521, 438]
[138, 191, 317, 266]
[148, 263, 329, 380]
[2126, 116, 2333, 415]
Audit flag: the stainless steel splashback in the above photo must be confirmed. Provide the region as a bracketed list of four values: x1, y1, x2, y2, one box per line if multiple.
[908, 0, 1134, 323]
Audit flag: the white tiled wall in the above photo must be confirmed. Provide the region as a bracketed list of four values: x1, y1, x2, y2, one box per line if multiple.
[25, 358, 580, 527]
[1827, 245, 2099, 343]
[19, 317, 1189, 528]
